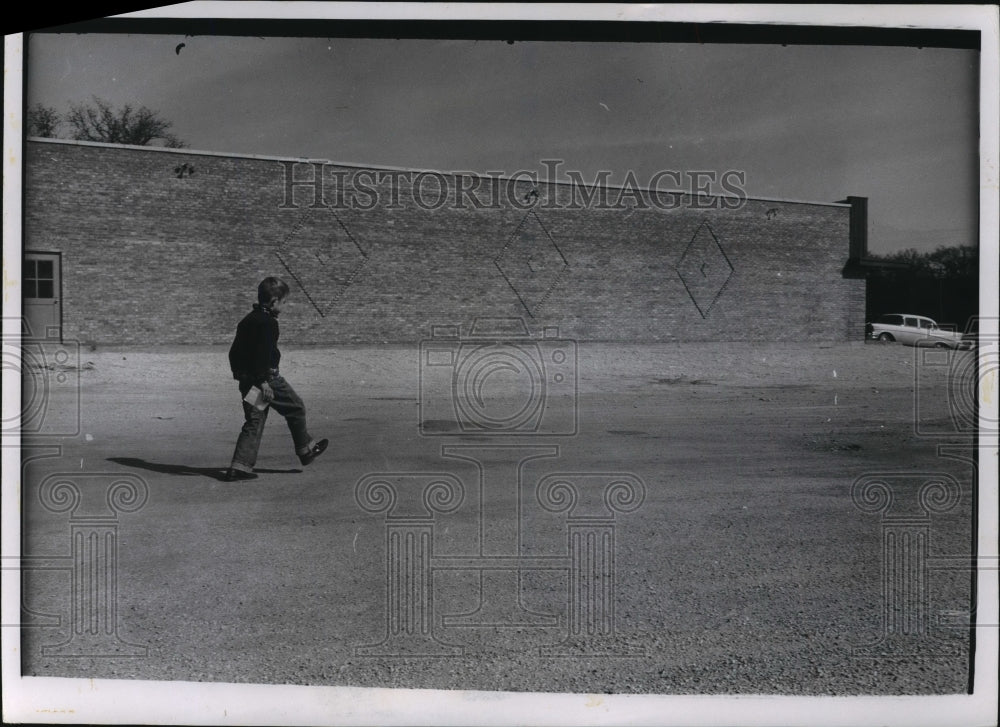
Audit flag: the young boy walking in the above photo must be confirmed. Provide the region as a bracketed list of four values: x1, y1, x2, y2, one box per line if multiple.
[226, 277, 328, 481]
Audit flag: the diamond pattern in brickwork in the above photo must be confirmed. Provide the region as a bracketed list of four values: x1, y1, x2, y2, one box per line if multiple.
[274, 207, 368, 317]
[494, 210, 569, 318]
[675, 222, 733, 318]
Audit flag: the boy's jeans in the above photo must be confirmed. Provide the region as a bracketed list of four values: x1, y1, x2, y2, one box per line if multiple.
[230, 375, 316, 473]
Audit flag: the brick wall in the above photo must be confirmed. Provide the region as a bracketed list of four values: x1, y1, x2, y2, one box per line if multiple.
[23, 139, 865, 345]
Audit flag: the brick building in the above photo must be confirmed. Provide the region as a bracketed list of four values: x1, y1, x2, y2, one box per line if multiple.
[22, 138, 866, 345]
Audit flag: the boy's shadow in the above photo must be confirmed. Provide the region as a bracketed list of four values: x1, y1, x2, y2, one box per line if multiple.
[107, 457, 301, 481]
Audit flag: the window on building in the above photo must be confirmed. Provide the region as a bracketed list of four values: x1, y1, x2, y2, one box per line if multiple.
[24, 259, 55, 299]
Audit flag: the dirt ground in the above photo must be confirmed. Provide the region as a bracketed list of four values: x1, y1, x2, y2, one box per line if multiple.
[17, 340, 979, 695]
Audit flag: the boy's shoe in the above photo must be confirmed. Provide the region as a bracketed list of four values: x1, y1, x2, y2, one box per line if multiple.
[299, 439, 329, 466]
[225, 468, 258, 482]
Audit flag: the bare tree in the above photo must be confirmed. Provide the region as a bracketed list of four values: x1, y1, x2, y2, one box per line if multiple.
[65, 96, 186, 148]
[26, 103, 62, 138]
[870, 244, 978, 277]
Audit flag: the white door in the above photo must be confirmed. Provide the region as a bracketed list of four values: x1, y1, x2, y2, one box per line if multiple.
[24, 253, 61, 340]
[900, 316, 921, 345]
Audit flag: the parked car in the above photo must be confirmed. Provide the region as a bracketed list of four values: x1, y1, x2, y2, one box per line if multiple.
[866, 313, 965, 348]
[959, 318, 981, 350]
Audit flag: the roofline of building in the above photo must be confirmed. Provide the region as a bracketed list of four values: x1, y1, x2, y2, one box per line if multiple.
[26, 136, 852, 209]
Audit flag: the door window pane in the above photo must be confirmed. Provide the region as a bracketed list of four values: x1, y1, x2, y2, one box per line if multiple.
[24, 256, 56, 299]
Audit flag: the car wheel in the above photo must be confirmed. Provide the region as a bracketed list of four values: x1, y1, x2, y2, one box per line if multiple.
[878, 333, 894, 342]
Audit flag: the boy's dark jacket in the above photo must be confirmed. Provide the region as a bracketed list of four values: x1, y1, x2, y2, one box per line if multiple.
[229, 304, 281, 386]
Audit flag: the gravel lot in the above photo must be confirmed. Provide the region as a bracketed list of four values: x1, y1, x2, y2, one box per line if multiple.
[19, 340, 978, 695]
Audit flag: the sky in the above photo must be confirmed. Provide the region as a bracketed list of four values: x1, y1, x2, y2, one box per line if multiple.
[25, 31, 981, 255]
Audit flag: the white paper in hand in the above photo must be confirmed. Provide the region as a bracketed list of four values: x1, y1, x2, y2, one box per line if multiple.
[243, 386, 270, 411]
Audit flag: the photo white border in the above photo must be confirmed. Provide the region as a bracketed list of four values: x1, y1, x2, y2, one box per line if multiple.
[3, 3, 998, 725]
